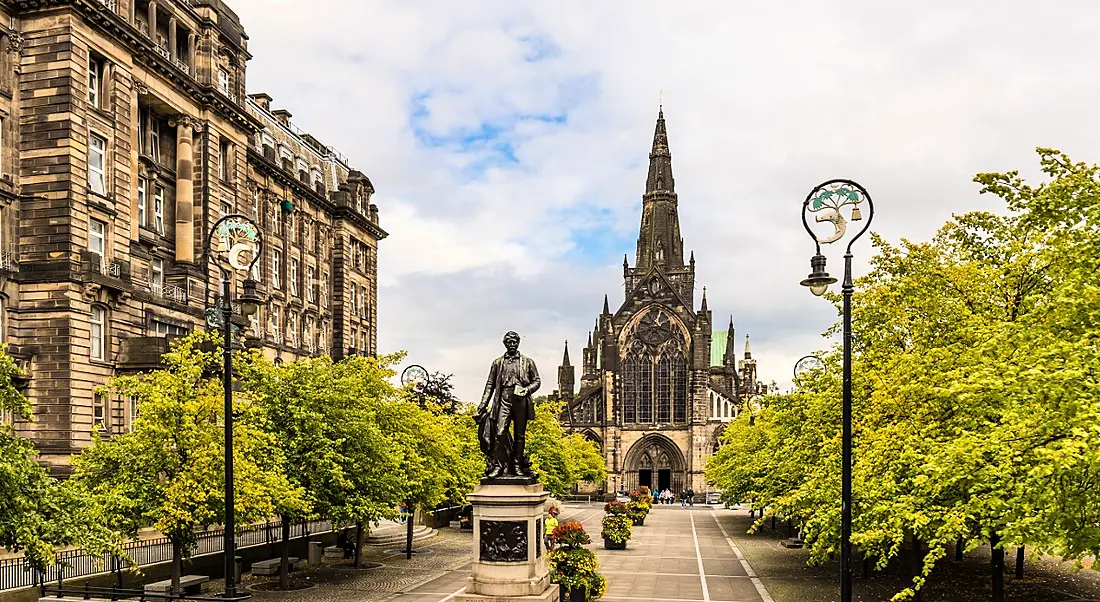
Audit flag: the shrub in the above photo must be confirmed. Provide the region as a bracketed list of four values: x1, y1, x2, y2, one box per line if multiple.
[601, 514, 632, 544]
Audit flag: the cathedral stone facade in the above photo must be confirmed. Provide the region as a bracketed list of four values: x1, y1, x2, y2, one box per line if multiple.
[554, 109, 769, 498]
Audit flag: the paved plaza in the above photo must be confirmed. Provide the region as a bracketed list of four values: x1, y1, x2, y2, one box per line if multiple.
[242, 503, 772, 602]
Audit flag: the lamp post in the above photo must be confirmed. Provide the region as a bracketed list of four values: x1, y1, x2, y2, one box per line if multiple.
[798, 179, 874, 602]
[205, 215, 264, 601]
[399, 364, 430, 560]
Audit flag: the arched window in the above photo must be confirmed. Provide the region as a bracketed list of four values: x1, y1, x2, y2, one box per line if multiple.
[620, 307, 689, 425]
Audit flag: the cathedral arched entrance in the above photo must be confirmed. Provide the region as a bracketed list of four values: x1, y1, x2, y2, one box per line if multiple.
[623, 434, 686, 493]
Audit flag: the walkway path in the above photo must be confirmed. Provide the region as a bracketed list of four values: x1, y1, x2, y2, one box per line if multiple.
[382, 503, 773, 602]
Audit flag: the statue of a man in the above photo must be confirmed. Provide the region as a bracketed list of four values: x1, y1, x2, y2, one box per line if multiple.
[475, 331, 541, 480]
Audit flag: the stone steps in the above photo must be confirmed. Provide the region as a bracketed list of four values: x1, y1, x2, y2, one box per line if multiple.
[366, 525, 437, 546]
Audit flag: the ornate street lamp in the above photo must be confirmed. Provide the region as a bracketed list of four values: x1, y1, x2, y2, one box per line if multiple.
[799, 179, 874, 602]
[205, 215, 263, 601]
[793, 355, 825, 382]
[399, 364, 430, 560]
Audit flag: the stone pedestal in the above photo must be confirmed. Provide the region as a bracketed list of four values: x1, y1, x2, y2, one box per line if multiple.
[457, 483, 559, 602]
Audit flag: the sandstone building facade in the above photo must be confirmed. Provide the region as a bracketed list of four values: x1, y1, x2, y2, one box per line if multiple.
[0, 0, 385, 473]
[554, 109, 769, 497]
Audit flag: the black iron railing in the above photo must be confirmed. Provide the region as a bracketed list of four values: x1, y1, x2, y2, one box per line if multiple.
[0, 519, 333, 592]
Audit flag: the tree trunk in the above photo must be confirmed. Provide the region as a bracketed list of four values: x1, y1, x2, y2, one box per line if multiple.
[354, 522, 364, 568]
[171, 538, 183, 596]
[911, 535, 923, 602]
[955, 537, 963, 562]
[279, 514, 291, 590]
[991, 533, 1004, 602]
[1015, 546, 1024, 579]
[771, 515, 776, 531]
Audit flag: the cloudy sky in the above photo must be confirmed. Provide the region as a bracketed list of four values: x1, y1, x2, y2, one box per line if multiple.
[235, 0, 1100, 400]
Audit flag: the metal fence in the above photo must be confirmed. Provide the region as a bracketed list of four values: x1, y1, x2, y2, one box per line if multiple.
[0, 519, 333, 592]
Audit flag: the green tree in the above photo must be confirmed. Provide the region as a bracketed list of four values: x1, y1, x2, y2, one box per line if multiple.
[0, 345, 118, 571]
[238, 353, 353, 586]
[707, 149, 1100, 600]
[70, 332, 307, 594]
[411, 371, 462, 414]
[527, 401, 606, 498]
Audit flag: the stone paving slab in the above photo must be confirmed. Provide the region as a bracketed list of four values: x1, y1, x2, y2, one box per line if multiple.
[242, 504, 774, 602]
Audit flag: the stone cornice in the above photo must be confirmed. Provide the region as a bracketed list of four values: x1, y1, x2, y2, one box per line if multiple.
[247, 146, 389, 241]
[12, 0, 264, 133]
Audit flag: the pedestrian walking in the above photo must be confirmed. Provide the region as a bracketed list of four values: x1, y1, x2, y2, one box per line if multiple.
[545, 506, 559, 551]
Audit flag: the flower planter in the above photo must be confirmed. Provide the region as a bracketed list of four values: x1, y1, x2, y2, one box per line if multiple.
[570, 586, 589, 602]
[603, 538, 627, 550]
[631, 517, 645, 526]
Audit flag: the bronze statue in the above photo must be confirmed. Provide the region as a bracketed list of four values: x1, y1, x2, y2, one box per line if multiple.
[475, 331, 541, 481]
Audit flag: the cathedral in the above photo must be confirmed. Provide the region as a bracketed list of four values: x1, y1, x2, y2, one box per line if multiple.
[554, 108, 769, 498]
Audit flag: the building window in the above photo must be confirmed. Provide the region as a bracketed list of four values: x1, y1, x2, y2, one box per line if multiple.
[306, 266, 315, 303]
[219, 139, 231, 180]
[350, 286, 357, 315]
[272, 250, 281, 289]
[355, 243, 363, 270]
[128, 396, 138, 431]
[88, 134, 107, 195]
[88, 55, 104, 109]
[218, 68, 230, 94]
[287, 312, 297, 347]
[90, 305, 106, 360]
[153, 185, 165, 234]
[221, 202, 231, 218]
[150, 258, 164, 293]
[150, 116, 161, 161]
[289, 258, 299, 297]
[361, 329, 367, 353]
[137, 179, 146, 228]
[93, 391, 106, 429]
[152, 320, 187, 337]
[350, 327, 357, 351]
[270, 306, 280, 342]
[0, 297, 5, 343]
[360, 286, 367, 318]
[89, 219, 106, 256]
[318, 325, 326, 354]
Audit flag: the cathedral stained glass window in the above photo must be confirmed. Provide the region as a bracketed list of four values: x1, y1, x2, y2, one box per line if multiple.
[621, 307, 689, 425]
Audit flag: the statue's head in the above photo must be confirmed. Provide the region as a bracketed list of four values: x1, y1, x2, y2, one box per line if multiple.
[503, 331, 521, 353]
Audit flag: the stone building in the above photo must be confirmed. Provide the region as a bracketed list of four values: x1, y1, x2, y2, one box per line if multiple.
[0, 0, 385, 473]
[554, 108, 769, 497]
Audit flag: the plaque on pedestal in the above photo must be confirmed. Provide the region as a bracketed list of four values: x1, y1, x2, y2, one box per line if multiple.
[457, 483, 559, 602]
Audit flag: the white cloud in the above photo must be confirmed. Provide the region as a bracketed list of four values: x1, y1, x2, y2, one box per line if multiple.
[233, 0, 1100, 399]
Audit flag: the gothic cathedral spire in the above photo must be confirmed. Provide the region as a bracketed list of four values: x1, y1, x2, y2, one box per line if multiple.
[635, 107, 684, 271]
